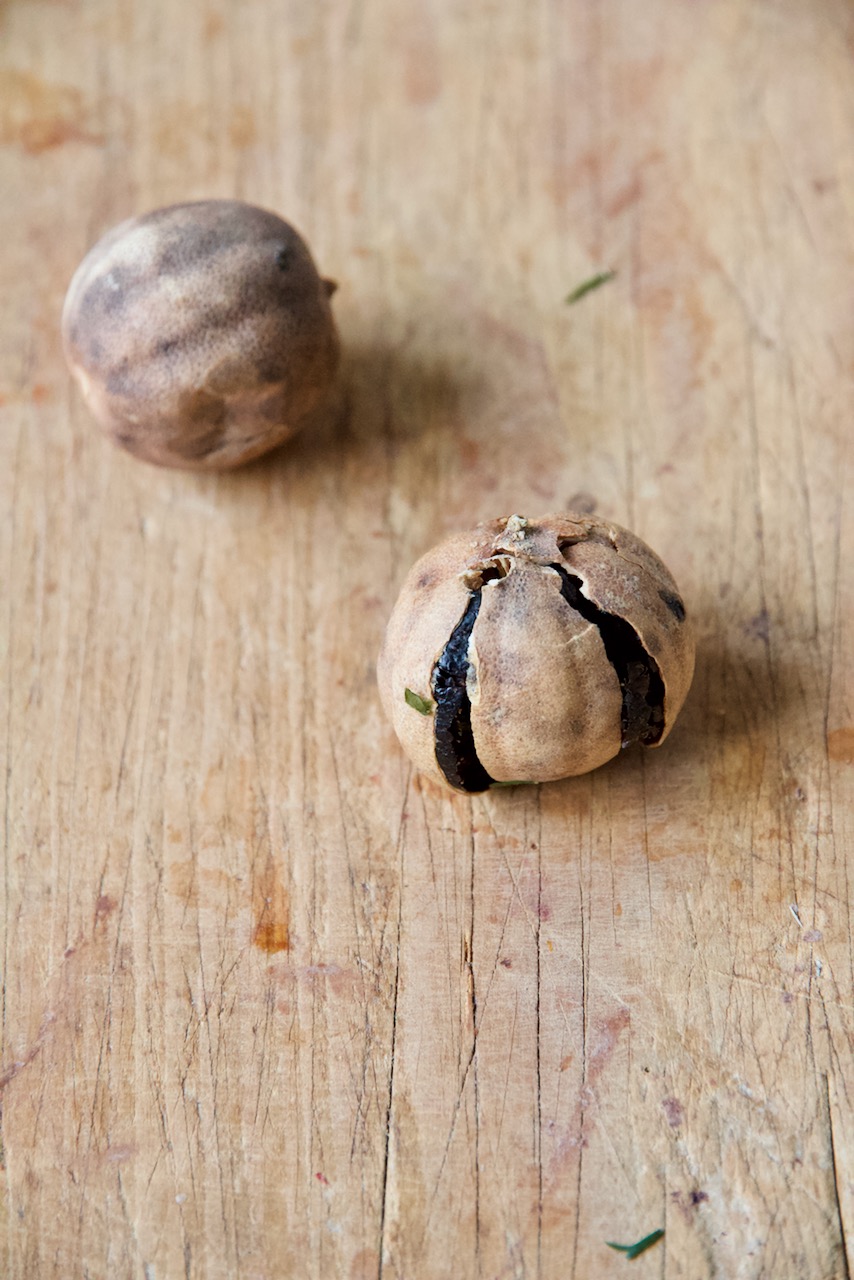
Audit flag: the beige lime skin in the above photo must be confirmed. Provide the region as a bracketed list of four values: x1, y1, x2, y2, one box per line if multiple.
[62, 200, 339, 470]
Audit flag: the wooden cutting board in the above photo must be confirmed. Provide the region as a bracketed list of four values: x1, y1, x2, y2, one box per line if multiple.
[2, 1, 853, 1276]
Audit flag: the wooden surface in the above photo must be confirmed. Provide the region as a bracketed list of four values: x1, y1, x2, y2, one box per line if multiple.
[2, 1, 854, 1276]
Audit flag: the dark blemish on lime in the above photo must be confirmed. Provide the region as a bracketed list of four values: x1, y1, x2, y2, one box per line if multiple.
[552, 565, 665, 747]
[156, 225, 225, 275]
[106, 357, 132, 396]
[83, 268, 130, 317]
[432, 592, 495, 793]
[659, 590, 686, 622]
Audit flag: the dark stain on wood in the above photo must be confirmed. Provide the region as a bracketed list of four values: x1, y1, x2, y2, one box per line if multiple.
[828, 727, 854, 765]
[662, 1096, 684, 1128]
[0, 70, 102, 154]
[252, 860, 290, 953]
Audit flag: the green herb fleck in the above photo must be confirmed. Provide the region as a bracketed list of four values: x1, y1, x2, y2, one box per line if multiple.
[606, 1229, 664, 1261]
[404, 688, 433, 715]
[565, 269, 616, 305]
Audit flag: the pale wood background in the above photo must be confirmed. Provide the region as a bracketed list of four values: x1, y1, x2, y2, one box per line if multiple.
[1, 1, 853, 1277]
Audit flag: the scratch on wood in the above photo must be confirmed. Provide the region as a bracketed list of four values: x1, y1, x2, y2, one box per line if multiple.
[378, 794, 406, 1279]
[535, 821, 543, 1277]
[469, 828, 482, 1273]
[826, 1075, 852, 1280]
[569, 874, 586, 1280]
[0, 1010, 56, 1092]
[377, 953, 399, 1280]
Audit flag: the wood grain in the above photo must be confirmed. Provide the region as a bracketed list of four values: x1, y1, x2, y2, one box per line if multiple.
[2, 1, 854, 1276]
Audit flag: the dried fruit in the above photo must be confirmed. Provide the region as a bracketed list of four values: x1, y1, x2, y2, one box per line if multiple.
[61, 199, 339, 470]
[377, 514, 695, 792]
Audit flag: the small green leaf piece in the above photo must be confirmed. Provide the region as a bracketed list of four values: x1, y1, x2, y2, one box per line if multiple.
[606, 1229, 665, 1260]
[565, 269, 616, 305]
[404, 688, 433, 715]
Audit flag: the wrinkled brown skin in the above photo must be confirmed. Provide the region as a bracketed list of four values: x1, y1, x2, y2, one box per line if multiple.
[377, 513, 696, 791]
[61, 200, 339, 470]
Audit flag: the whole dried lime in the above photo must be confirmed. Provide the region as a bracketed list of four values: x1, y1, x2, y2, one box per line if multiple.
[62, 199, 339, 470]
[378, 513, 695, 792]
